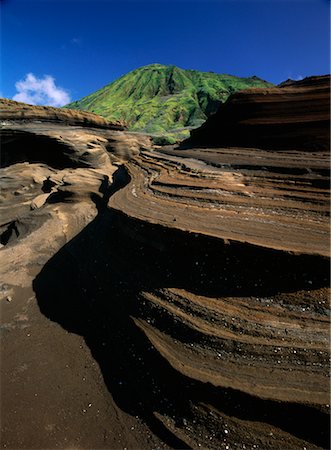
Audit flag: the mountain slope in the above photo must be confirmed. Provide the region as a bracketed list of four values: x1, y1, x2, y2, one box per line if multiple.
[66, 64, 273, 140]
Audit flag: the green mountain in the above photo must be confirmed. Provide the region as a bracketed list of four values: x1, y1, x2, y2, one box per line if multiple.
[66, 64, 273, 143]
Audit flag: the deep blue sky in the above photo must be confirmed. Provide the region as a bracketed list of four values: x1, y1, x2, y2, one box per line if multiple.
[1, 0, 330, 104]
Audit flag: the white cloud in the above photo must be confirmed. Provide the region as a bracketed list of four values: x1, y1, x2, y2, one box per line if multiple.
[13, 73, 71, 107]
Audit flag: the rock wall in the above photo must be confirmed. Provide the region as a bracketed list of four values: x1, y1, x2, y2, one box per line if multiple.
[187, 75, 330, 151]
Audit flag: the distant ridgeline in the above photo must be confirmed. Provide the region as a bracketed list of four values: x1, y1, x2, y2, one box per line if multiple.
[65, 64, 273, 143]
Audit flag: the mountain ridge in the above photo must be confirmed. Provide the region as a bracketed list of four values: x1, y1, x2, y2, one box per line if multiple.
[66, 64, 273, 142]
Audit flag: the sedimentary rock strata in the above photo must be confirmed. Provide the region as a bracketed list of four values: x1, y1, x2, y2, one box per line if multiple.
[1, 78, 330, 450]
[110, 146, 330, 256]
[0, 98, 125, 129]
[187, 75, 330, 151]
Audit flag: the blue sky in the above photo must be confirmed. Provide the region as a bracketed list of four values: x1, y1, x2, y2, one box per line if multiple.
[1, 0, 330, 105]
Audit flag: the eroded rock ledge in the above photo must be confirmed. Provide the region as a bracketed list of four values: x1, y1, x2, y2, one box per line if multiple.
[1, 79, 330, 450]
[0, 98, 125, 129]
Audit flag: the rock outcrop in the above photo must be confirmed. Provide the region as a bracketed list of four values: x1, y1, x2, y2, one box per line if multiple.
[186, 75, 330, 151]
[0, 98, 125, 129]
[1, 83, 330, 450]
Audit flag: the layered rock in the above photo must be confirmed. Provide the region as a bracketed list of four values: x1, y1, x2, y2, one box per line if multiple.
[0, 98, 125, 129]
[103, 76, 330, 448]
[110, 146, 330, 256]
[186, 75, 330, 151]
[1, 83, 330, 450]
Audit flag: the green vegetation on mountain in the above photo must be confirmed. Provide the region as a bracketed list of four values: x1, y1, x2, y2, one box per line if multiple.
[66, 64, 273, 142]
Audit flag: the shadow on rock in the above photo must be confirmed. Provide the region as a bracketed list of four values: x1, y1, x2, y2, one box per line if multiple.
[33, 168, 330, 449]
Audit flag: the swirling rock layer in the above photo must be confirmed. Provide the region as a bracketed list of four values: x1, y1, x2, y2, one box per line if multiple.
[1, 80, 330, 450]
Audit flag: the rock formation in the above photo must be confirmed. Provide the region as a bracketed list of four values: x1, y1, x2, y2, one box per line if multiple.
[0, 77, 330, 450]
[186, 75, 330, 151]
[0, 98, 125, 129]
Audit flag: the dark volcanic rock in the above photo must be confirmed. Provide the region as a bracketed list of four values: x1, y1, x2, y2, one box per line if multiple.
[186, 75, 330, 151]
